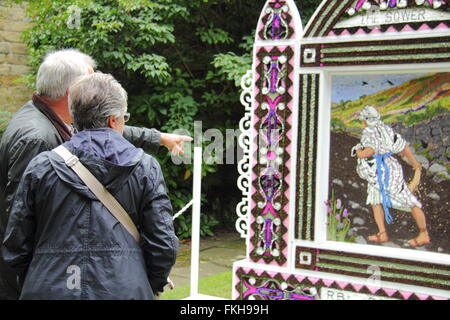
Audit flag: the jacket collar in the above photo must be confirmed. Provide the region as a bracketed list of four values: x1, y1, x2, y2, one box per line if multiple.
[63, 128, 141, 166]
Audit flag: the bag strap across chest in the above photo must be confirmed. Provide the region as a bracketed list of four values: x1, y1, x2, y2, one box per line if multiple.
[52, 145, 141, 242]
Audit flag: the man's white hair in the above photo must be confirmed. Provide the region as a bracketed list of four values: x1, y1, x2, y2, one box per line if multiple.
[36, 48, 97, 100]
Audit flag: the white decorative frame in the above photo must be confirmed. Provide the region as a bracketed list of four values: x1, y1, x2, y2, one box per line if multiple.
[236, 69, 253, 238]
[233, 0, 450, 301]
[304, 63, 450, 266]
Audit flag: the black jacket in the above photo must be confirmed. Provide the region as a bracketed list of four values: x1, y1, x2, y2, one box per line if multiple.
[1, 128, 178, 300]
[0, 101, 161, 299]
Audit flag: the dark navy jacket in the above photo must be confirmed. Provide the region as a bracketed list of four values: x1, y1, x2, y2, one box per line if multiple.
[0, 101, 161, 299]
[1, 128, 178, 300]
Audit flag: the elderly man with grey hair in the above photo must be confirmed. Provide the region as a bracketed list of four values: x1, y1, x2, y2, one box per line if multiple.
[0, 48, 189, 299]
[1, 72, 178, 300]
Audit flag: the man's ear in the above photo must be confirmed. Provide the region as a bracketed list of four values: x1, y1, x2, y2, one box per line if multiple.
[65, 88, 69, 98]
[107, 115, 117, 130]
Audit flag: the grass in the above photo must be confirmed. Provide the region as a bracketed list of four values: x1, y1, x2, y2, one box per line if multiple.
[160, 271, 232, 300]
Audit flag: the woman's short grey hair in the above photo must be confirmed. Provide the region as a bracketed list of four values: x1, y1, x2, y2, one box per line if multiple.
[36, 48, 97, 100]
[68, 72, 128, 132]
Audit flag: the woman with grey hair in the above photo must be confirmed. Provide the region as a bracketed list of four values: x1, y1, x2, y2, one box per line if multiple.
[2, 72, 178, 300]
[353, 106, 430, 247]
[0, 48, 189, 299]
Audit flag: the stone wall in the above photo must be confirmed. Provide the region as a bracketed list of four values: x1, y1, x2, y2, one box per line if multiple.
[391, 114, 450, 163]
[0, 3, 33, 113]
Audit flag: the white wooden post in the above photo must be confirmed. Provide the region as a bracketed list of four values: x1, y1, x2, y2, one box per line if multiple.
[189, 147, 202, 297]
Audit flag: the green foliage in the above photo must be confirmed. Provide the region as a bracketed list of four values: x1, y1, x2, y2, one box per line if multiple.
[326, 189, 357, 243]
[12, 0, 323, 239]
[401, 102, 448, 127]
[212, 52, 252, 87]
[175, 212, 220, 240]
[161, 271, 232, 300]
[294, 0, 324, 28]
[173, 193, 220, 240]
[196, 24, 234, 45]
[331, 117, 345, 131]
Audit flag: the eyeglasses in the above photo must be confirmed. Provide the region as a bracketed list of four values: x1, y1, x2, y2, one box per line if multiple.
[123, 112, 130, 123]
